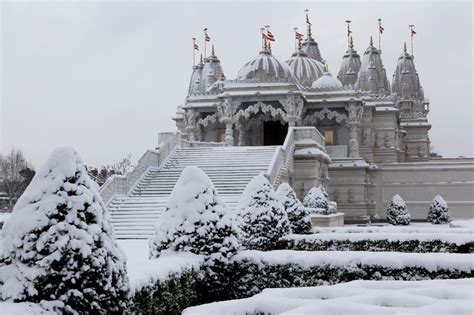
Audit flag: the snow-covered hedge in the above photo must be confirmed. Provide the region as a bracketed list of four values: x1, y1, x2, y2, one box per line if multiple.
[228, 250, 473, 299]
[183, 278, 474, 315]
[280, 233, 474, 253]
[428, 195, 450, 224]
[386, 194, 411, 225]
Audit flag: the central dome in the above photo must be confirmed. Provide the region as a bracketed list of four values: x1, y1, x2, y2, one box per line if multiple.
[237, 50, 294, 81]
[286, 50, 325, 86]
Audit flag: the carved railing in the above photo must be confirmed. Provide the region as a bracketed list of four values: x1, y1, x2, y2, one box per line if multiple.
[180, 139, 227, 148]
[99, 133, 179, 205]
[265, 127, 327, 188]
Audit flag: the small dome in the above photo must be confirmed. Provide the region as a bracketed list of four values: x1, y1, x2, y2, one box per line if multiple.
[312, 69, 343, 89]
[237, 50, 294, 81]
[286, 50, 324, 86]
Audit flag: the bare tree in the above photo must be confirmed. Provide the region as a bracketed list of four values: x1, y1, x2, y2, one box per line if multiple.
[0, 149, 34, 208]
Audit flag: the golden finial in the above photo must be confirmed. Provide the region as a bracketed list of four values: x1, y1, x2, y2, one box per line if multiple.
[200, 54, 203, 63]
[403, 42, 407, 53]
[349, 36, 354, 49]
[305, 9, 312, 38]
[211, 45, 215, 56]
[369, 35, 373, 46]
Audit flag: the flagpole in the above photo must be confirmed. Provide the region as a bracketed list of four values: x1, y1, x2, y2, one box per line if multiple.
[293, 27, 298, 52]
[265, 25, 270, 52]
[409, 25, 415, 56]
[203, 28, 207, 59]
[192, 38, 196, 66]
[345, 20, 351, 48]
[378, 18, 382, 51]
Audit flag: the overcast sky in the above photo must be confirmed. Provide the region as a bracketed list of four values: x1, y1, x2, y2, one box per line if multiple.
[1, 0, 473, 168]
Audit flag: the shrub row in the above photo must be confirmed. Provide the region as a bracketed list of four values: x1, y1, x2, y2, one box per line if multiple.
[279, 235, 474, 253]
[130, 251, 473, 314]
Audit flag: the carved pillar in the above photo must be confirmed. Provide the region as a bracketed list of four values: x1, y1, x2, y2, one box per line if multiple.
[237, 123, 245, 146]
[218, 98, 236, 146]
[184, 109, 196, 142]
[281, 94, 304, 127]
[345, 103, 363, 158]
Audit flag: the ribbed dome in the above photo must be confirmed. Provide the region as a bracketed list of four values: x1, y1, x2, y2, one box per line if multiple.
[312, 70, 343, 89]
[286, 50, 324, 87]
[355, 37, 390, 95]
[237, 50, 294, 81]
[392, 44, 424, 101]
[337, 46, 361, 86]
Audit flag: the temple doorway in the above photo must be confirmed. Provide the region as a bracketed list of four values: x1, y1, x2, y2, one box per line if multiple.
[263, 121, 288, 145]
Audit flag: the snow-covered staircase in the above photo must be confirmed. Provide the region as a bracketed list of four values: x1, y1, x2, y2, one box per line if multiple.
[108, 146, 279, 239]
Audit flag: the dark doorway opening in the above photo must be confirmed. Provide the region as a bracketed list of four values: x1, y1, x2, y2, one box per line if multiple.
[264, 121, 288, 145]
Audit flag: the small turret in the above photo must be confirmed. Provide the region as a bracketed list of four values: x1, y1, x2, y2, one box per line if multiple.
[355, 36, 390, 94]
[337, 36, 361, 86]
[391, 42, 424, 101]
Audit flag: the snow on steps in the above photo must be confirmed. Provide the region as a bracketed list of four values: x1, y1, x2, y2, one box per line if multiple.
[109, 146, 279, 239]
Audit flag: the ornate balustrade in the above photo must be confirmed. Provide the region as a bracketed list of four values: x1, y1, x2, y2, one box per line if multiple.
[99, 133, 179, 205]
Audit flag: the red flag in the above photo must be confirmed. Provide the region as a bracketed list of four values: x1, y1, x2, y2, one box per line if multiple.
[306, 13, 312, 26]
[379, 25, 384, 34]
[205, 32, 211, 42]
[194, 43, 199, 51]
[411, 29, 416, 36]
[266, 30, 275, 41]
[295, 31, 304, 40]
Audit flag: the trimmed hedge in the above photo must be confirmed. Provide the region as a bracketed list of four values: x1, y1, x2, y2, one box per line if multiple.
[129, 251, 473, 313]
[279, 235, 474, 253]
[228, 255, 472, 299]
[131, 270, 200, 315]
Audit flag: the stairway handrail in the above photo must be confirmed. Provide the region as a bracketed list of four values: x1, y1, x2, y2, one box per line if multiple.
[265, 127, 296, 187]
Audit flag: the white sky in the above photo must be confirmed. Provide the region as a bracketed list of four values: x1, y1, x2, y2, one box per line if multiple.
[1, 0, 473, 168]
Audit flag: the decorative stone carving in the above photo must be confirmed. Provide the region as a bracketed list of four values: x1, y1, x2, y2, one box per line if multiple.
[280, 94, 304, 127]
[217, 98, 237, 146]
[234, 101, 286, 121]
[376, 132, 384, 148]
[345, 103, 363, 158]
[183, 109, 196, 141]
[348, 188, 355, 203]
[196, 113, 218, 127]
[303, 107, 348, 125]
[362, 128, 371, 145]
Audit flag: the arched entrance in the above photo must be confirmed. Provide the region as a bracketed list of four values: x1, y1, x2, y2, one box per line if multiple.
[264, 121, 288, 145]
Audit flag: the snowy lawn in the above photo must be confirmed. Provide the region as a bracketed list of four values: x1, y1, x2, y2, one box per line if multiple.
[183, 278, 474, 315]
[118, 240, 204, 292]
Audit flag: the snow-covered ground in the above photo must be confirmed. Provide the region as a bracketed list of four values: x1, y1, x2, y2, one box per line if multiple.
[0, 213, 11, 225]
[183, 278, 474, 315]
[451, 219, 474, 229]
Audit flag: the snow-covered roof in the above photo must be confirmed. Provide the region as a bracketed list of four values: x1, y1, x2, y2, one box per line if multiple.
[312, 71, 343, 89]
[237, 50, 294, 82]
[286, 50, 324, 87]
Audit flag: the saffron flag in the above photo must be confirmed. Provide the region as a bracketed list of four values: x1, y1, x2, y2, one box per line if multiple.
[266, 30, 275, 41]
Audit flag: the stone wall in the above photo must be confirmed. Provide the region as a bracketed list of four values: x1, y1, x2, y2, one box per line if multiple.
[375, 158, 474, 219]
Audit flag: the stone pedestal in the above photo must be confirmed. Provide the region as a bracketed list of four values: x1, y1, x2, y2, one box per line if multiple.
[310, 212, 345, 227]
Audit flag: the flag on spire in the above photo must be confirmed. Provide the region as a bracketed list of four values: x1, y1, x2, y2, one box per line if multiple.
[205, 32, 211, 42]
[378, 19, 384, 34]
[266, 30, 275, 41]
[411, 27, 416, 36]
[194, 43, 199, 50]
[295, 31, 304, 40]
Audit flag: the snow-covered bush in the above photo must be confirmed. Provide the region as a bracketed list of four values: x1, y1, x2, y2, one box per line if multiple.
[149, 166, 240, 259]
[386, 194, 411, 225]
[238, 174, 291, 250]
[148, 166, 240, 302]
[276, 183, 312, 234]
[0, 147, 129, 313]
[428, 195, 450, 224]
[302, 185, 331, 214]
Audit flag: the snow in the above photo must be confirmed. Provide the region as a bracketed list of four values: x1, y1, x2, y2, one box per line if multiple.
[311, 72, 343, 89]
[234, 250, 473, 272]
[117, 240, 204, 292]
[312, 224, 473, 234]
[0, 213, 10, 224]
[451, 219, 474, 229]
[183, 279, 474, 315]
[284, 232, 474, 246]
[294, 148, 331, 161]
[0, 301, 56, 314]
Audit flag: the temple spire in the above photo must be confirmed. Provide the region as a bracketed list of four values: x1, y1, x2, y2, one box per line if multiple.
[403, 42, 407, 54]
[370, 35, 374, 46]
[345, 20, 352, 48]
[349, 36, 354, 49]
[211, 44, 215, 57]
[305, 8, 312, 38]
